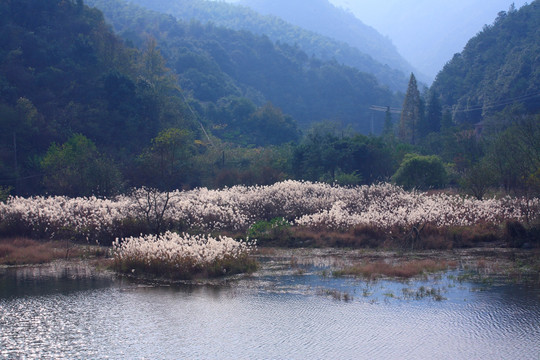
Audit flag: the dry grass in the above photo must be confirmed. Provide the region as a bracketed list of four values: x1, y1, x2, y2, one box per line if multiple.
[0, 237, 109, 265]
[289, 227, 385, 248]
[0, 238, 62, 265]
[285, 221, 524, 250]
[334, 259, 457, 280]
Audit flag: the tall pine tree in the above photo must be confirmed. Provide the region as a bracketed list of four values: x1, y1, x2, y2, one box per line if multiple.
[425, 90, 442, 134]
[399, 73, 421, 144]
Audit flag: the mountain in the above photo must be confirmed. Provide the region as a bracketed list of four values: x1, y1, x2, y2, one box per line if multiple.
[115, 0, 410, 92]
[235, 0, 418, 82]
[330, 0, 530, 81]
[430, 1, 540, 124]
[86, 0, 401, 133]
[0, 0, 175, 193]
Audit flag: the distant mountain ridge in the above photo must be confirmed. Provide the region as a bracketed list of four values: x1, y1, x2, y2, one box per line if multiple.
[121, 0, 410, 92]
[330, 0, 530, 81]
[86, 0, 401, 133]
[237, 0, 418, 82]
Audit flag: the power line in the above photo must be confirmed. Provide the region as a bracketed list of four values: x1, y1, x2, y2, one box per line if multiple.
[369, 105, 402, 114]
[453, 91, 540, 113]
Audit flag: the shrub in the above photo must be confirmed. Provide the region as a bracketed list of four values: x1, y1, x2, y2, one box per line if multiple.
[392, 153, 447, 190]
[247, 217, 291, 246]
[0, 186, 12, 203]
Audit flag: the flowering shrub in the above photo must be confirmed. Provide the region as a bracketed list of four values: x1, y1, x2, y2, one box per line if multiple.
[0, 181, 538, 245]
[112, 232, 257, 279]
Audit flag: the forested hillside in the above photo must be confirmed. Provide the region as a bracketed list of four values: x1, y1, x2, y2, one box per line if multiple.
[0, 0, 200, 194]
[0, 0, 401, 197]
[104, 0, 409, 91]
[431, 1, 540, 125]
[86, 0, 400, 131]
[1, 0, 538, 202]
[236, 0, 416, 80]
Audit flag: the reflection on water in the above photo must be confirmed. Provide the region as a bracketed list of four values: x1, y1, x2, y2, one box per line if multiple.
[1, 258, 539, 359]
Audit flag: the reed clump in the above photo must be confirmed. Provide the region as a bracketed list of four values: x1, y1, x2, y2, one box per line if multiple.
[112, 231, 257, 280]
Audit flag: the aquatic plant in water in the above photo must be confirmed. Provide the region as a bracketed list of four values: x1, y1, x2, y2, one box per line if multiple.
[112, 231, 257, 279]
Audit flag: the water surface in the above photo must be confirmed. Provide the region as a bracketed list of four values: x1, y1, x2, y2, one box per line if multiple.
[1, 255, 539, 359]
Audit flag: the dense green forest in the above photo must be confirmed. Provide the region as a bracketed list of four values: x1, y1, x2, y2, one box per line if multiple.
[0, 0, 397, 196]
[0, 0, 191, 195]
[431, 1, 540, 125]
[0, 0, 538, 201]
[83, 0, 401, 131]
[97, 0, 410, 92]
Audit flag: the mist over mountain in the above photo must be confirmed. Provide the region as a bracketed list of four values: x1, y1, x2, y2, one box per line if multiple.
[122, 0, 410, 92]
[234, 0, 420, 82]
[86, 0, 400, 133]
[329, 0, 529, 81]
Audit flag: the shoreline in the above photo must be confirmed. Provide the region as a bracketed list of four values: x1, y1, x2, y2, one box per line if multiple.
[2, 245, 539, 288]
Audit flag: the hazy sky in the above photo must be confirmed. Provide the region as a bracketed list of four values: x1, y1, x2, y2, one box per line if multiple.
[327, 0, 529, 78]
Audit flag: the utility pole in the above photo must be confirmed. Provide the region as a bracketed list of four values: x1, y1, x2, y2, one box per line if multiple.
[369, 105, 402, 135]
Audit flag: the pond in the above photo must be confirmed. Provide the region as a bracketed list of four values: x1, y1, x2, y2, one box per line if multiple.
[1, 250, 539, 359]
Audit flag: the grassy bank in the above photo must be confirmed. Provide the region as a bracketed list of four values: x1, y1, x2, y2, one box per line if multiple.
[247, 220, 540, 250]
[333, 259, 457, 280]
[0, 237, 108, 265]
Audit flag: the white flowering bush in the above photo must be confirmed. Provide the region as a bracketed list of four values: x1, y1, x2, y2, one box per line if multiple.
[0, 181, 538, 246]
[112, 231, 257, 279]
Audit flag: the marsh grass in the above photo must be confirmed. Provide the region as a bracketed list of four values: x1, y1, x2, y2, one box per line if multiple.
[333, 259, 457, 280]
[116, 253, 258, 280]
[113, 232, 258, 280]
[0, 237, 109, 265]
[457, 250, 540, 285]
[316, 288, 353, 302]
[402, 286, 446, 301]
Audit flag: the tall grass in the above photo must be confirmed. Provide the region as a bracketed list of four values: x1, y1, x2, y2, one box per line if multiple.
[0, 181, 537, 247]
[112, 231, 257, 280]
[0, 237, 107, 265]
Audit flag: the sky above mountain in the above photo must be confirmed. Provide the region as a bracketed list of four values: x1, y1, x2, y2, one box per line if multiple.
[219, 0, 529, 81]
[318, 0, 530, 80]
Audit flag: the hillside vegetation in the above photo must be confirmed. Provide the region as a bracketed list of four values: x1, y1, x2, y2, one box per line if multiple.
[86, 0, 400, 132]
[431, 1, 540, 125]
[237, 0, 416, 80]
[108, 0, 409, 92]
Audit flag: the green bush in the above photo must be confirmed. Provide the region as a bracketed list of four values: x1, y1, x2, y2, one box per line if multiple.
[392, 153, 447, 190]
[247, 217, 291, 246]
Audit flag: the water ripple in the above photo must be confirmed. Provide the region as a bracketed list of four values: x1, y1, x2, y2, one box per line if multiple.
[1, 267, 539, 359]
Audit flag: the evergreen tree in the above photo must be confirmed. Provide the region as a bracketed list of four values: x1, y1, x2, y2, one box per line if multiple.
[441, 110, 453, 131]
[399, 73, 421, 144]
[425, 90, 442, 134]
